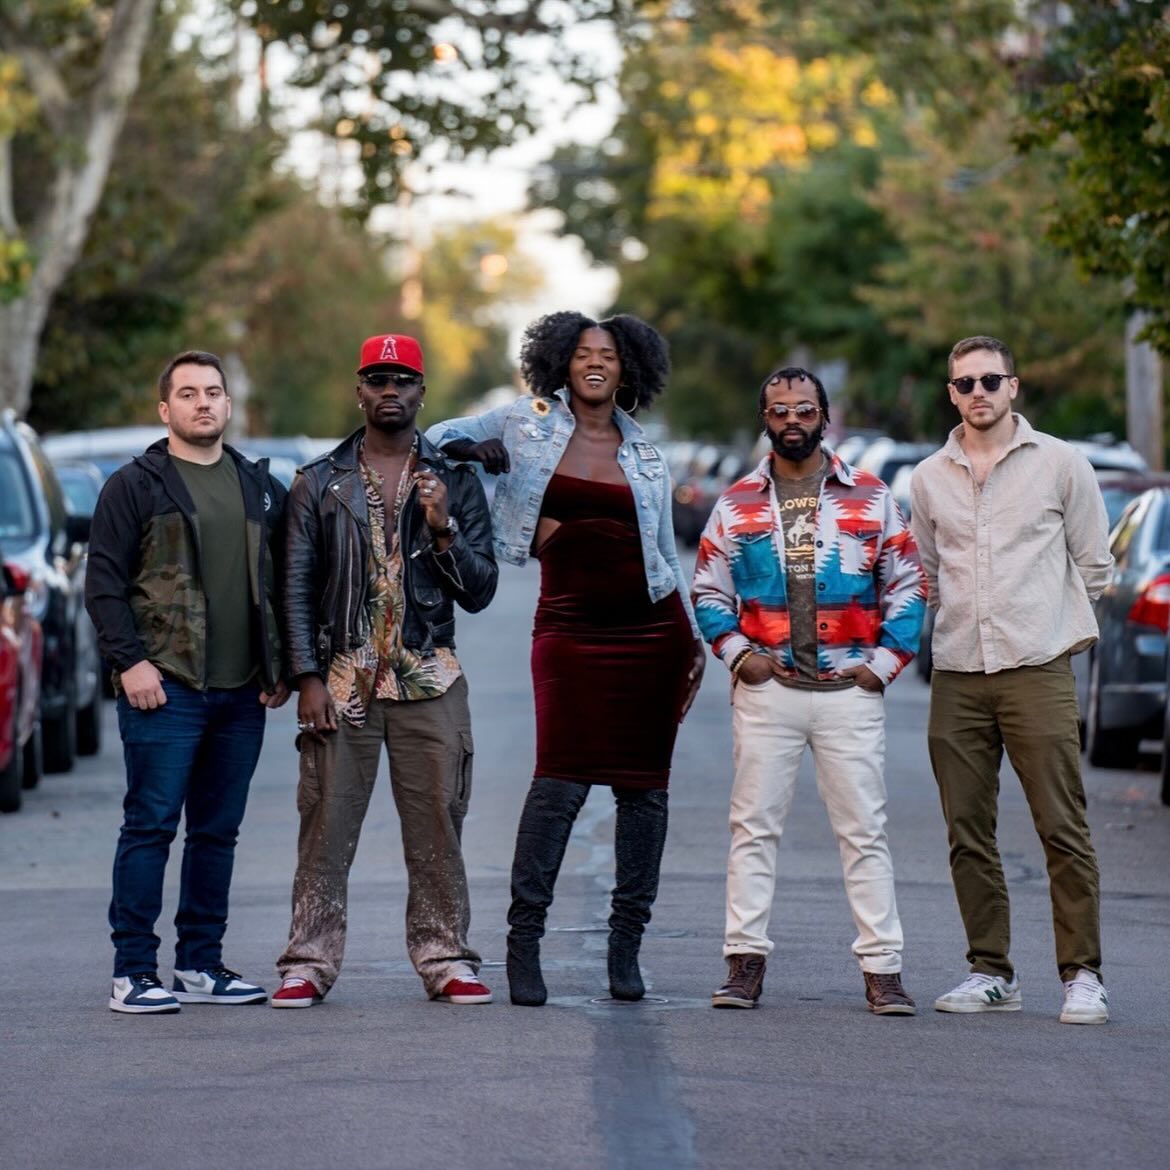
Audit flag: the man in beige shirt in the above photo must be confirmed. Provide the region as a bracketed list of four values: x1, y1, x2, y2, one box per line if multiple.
[911, 335, 1114, 1025]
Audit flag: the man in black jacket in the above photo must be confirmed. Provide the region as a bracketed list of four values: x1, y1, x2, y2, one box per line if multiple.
[272, 333, 498, 1008]
[86, 350, 289, 1014]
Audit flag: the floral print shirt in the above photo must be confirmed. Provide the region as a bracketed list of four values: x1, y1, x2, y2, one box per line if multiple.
[328, 439, 461, 725]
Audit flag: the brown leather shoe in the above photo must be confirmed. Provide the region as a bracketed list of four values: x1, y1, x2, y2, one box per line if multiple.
[712, 954, 766, 1008]
[864, 971, 916, 1015]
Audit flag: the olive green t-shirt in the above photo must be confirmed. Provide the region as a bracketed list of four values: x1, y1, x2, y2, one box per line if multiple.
[171, 453, 256, 688]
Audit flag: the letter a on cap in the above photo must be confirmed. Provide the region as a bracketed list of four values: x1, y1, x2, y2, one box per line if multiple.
[378, 337, 400, 362]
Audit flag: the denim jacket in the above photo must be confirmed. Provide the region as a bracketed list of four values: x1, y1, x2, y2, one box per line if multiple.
[426, 389, 699, 637]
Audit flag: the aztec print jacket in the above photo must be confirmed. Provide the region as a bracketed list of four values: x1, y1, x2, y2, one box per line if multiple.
[691, 450, 926, 687]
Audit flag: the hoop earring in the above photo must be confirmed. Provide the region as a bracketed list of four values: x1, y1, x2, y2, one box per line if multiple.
[614, 385, 638, 414]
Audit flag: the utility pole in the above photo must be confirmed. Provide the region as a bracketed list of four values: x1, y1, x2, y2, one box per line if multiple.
[1126, 310, 1164, 470]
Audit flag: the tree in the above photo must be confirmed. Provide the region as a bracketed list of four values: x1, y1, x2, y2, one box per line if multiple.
[531, 19, 919, 437]
[1, 0, 625, 419]
[0, 0, 158, 415]
[198, 209, 540, 437]
[234, 0, 629, 212]
[1015, 1, 1170, 354]
[861, 112, 1127, 438]
[29, 6, 285, 432]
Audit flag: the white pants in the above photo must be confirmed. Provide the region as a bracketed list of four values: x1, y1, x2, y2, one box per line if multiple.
[724, 681, 903, 973]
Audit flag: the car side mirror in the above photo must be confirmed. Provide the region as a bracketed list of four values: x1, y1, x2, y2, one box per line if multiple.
[65, 512, 91, 545]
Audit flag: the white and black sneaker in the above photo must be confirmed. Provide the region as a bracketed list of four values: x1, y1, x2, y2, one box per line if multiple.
[110, 973, 181, 1014]
[172, 965, 267, 1005]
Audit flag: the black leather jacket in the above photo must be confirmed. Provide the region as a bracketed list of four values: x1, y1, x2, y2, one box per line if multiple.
[283, 428, 497, 680]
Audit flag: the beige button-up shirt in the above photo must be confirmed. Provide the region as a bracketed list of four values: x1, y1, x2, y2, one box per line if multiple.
[910, 414, 1113, 674]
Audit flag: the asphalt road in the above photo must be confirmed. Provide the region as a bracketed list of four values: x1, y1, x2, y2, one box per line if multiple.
[2, 557, 1168, 1170]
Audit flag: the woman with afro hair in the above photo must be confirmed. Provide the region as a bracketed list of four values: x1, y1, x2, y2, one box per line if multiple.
[427, 310, 704, 1005]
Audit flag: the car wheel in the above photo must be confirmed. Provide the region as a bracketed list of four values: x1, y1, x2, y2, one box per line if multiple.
[21, 717, 42, 791]
[1085, 653, 1140, 769]
[76, 693, 102, 757]
[0, 706, 23, 813]
[42, 685, 76, 774]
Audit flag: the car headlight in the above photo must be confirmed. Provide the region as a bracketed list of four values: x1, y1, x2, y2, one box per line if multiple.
[25, 575, 50, 622]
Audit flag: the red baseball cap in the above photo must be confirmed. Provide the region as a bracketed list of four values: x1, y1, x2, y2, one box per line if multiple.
[356, 334, 425, 377]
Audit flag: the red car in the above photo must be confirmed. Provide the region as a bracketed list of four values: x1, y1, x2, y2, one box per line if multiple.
[0, 556, 44, 813]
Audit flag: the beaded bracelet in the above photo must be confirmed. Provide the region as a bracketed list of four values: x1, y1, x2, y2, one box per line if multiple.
[728, 648, 754, 677]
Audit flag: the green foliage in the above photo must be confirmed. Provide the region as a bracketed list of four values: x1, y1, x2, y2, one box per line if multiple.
[533, 2, 1137, 440]
[233, 0, 629, 212]
[532, 23, 923, 438]
[1015, 1, 1170, 354]
[681, 1, 1020, 133]
[196, 192, 403, 438]
[0, 232, 33, 302]
[862, 113, 1126, 438]
[411, 219, 541, 415]
[26, 6, 286, 430]
[194, 210, 538, 437]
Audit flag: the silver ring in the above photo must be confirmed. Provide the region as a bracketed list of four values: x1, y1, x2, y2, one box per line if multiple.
[298, 720, 315, 730]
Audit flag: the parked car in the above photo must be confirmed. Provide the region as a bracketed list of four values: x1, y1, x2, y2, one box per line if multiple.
[0, 410, 100, 774]
[853, 438, 939, 491]
[1094, 469, 1170, 528]
[44, 426, 308, 490]
[1067, 437, 1147, 474]
[52, 459, 105, 519]
[673, 447, 752, 547]
[0, 555, 44, 813]
[41, 424, 166, 483]
[1076, 487, 1170, 769]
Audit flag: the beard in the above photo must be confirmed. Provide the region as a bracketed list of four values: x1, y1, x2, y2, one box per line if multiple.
[170, 416, 226, 446]
[769, 420, 824, 464]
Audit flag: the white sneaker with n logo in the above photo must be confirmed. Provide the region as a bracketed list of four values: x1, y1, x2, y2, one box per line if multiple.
[1059, 969, 1108, 1025]
[934, 972, 1022, 1013]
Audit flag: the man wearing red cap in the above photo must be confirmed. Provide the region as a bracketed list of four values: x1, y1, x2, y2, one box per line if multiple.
[272, 334, 499, 1008]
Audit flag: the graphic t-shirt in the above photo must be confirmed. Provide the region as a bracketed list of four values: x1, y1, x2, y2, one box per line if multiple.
[774, 460, 850, 690]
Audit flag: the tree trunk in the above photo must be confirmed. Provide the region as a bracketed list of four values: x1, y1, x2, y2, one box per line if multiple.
[0, 0, 158, 417]
[1126, 310, 1164, 471]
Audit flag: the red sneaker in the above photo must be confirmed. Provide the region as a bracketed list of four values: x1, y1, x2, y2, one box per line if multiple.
[436, 976, 493, 1004]
[270, 976, 323, 1009]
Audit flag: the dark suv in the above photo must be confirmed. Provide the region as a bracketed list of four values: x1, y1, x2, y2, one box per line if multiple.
[0, 410, 102, 775]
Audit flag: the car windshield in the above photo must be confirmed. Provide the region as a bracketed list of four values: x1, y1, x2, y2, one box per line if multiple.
[56, 467, 102, 515]
[0, 451, 35, 542]
[1100, 487, 1143, 529]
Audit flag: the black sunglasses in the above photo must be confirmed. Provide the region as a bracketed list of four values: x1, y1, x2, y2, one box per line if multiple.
[361, 372, 421, 389]
[763, 402, 820, 422]
[949, 374, 1013, 395]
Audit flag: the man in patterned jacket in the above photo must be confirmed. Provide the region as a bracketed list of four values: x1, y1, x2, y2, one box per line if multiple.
[692, 366, 926, 1014]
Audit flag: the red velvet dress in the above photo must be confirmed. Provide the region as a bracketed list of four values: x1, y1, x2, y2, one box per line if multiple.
[531, 473, 693, 789]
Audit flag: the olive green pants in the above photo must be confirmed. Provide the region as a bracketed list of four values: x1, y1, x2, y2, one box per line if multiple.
[277, 676, 480, 998]
[927, 655, 1101, 982]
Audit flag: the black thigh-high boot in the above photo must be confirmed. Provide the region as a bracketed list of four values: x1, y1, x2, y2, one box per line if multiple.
[507, 777, 590, 1005]
[608, 788, 669, 1001]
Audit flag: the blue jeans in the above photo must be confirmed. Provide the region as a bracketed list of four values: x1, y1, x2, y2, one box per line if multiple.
[110, 679, 265, 977]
